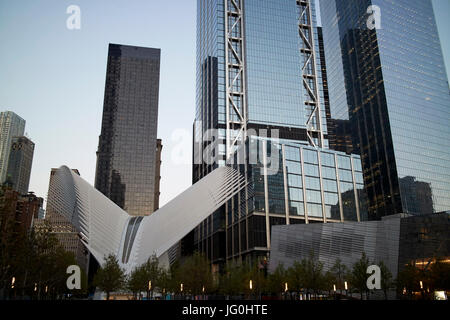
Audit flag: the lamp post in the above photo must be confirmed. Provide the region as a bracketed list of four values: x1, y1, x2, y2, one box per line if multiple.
[333, 284, 336, 300]
[284, 282, 289, 300]
[180, 283, 183, 300]
[148, 280, 152, 300]
[249, 280, 253, 299]
[10, 277, 15, 300]
[344, 281, 348, 298]
[420, 280, 424, 299]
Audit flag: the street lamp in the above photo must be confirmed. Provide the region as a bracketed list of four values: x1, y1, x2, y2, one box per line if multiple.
[344, 281, 348, 298]
[419, 281, 423, 290]
[333, 284, 336, 300]
[11, 277, 15, 289]
[180, 283, 183, 292]
[147, 280, 152, 300]
[249, 280, 253, 290]
[284, 282, 289, 301]
[34, 283, 37, 292]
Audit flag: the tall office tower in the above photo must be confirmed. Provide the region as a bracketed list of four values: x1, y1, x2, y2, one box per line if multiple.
[95, 44, 161, 216]
[45, 168, 88, 271]
[320, 0, 450, 219]
[5, 136, 35, 195]
[191, 0, 368, 267]
[0, 111, 25, 183]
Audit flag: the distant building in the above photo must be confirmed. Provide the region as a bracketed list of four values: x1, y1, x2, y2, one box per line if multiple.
[37, 207, 45, 220]
[0, 185, 43, 234]
[0, 111, 25, 183]
[95, 44, 162, 216]
[6, 136, 35, 195]
[45, 168, 88, 272]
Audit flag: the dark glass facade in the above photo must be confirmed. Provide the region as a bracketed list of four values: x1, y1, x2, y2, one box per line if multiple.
[191, 0, 366, 266]
[6, 136, 34, 195]
[320, 0, 450, 219]
[95, 44, 161, 216]
[0, 111, 25, 184]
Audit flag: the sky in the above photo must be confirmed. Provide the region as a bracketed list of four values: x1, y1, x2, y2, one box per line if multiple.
[0, 0, 449, 208]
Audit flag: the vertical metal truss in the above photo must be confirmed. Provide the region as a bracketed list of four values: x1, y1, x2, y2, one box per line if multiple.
[297, 0, 324, 148]
[225, 0, 247, 159]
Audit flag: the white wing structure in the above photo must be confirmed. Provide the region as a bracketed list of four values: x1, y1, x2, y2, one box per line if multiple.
[47, 166, 129, 265]
[48, 166, 246, 272]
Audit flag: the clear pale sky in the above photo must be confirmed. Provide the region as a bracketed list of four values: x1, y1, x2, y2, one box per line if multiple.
[0, 0, 449, 207]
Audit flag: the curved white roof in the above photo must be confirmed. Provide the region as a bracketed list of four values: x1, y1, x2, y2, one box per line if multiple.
[47, 165, 246, 273]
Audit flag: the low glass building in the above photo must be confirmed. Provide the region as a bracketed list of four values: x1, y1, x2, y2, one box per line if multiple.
[195, 137, 368, 262]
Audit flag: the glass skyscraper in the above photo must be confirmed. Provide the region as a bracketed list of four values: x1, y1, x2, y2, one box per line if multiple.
[191, 0, 368, 266]
[0, 111, 25, 184]
[95, 44, 161, 216]
[6, 136, 34, 195]
[320, 0, 450, 219]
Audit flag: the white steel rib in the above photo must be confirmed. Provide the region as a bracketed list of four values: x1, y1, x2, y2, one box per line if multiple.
[47, 165, 246, 272]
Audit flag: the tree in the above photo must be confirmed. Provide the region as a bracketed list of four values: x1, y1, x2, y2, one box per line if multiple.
[220, 261, 246, 299]
[397, 263, 420, 299]
[428, 258, 450, 293]
[127, 265, 146, 299]
[378, 261, 394, 300]
[330, 258, 349, 295]
[175, 252, 214, 296]
[0, 190, 88, 300]
[142, 254, 161, 299]
[93, 254, 126, 300]
[302, 252, 328, 298]
[158, 267, 172, 299]
[350, 252, 370, 300]
[287, 260, 306, 299]
[286, 252, 330, 300]
[266, 264, 287, 298]
[127, 255, 162, 299]
[244, 262, 266, 299]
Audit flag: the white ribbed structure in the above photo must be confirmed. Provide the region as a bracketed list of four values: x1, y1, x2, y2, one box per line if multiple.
[48, 166, 246, 272]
